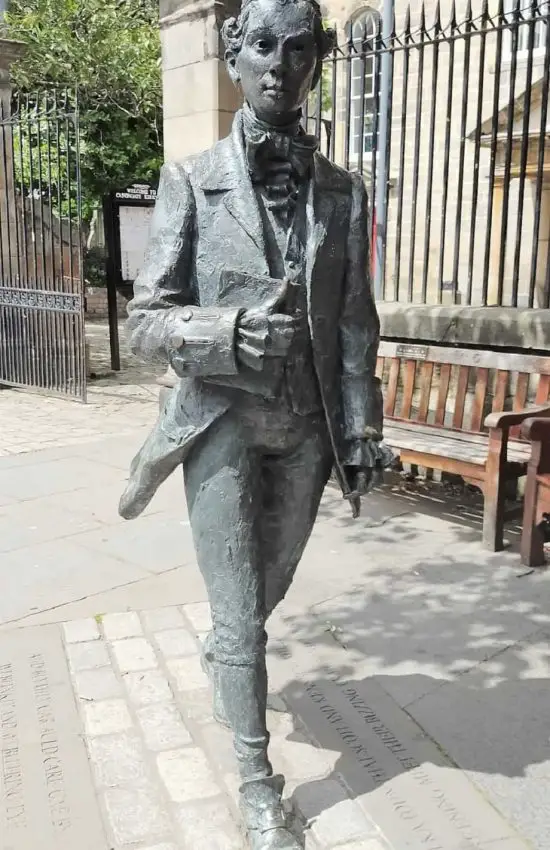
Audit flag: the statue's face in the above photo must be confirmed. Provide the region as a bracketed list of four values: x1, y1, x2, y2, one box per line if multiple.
[227, 0, 319, 126]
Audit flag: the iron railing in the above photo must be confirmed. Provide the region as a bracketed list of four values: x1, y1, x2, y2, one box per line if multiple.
[307, 0, 550, 308]
[0, 90, 86, 400]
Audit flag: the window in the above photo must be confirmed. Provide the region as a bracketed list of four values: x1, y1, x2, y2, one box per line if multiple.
[347, 9, 380, 160]
[504, 0, 550, 54]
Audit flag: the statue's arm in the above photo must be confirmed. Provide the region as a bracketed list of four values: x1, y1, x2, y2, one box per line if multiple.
[339, 173, 387, 468]
[127, 162, 242, 377]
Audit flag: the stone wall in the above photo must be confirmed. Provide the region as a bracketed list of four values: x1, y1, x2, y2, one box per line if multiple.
[85, 286, 128, 319]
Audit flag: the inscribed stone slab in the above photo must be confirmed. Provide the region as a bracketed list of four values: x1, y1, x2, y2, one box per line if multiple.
[0, 626, 108, 849]
[284, 677, 530, 850]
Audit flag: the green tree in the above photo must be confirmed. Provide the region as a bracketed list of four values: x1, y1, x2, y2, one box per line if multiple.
[5, 0, 163, 222]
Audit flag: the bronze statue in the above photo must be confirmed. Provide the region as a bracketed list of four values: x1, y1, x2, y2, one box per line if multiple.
[120, 0, 391, 845]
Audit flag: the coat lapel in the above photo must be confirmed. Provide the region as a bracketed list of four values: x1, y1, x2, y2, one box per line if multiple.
[306, 153, 350, 319]
[198, 113, 266, 258]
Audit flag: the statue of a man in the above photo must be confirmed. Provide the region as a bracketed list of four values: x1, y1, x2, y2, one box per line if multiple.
[120, 0, 391, 845]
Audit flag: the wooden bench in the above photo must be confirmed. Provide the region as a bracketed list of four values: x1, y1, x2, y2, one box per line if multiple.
[520, 417, 550, 567]
[377, 340, 550, 551]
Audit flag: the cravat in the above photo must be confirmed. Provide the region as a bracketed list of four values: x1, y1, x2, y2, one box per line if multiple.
[242, 105, 318, 215]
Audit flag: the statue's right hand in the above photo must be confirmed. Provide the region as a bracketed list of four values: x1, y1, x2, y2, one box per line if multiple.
[236, 280, 298, 372]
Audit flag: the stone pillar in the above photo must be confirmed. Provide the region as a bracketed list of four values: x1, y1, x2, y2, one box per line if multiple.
[0, 38, 25, 284]
[159, 0, 242, 162]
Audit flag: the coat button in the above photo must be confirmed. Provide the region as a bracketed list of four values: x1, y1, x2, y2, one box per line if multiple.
[181, 306, 193, 322]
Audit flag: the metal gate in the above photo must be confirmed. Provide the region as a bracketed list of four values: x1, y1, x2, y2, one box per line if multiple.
[0, 90, 86, 401]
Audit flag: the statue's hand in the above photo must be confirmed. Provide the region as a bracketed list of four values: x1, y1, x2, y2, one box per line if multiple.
[345, 464, 385, 497]
[236, 279, 298, 372]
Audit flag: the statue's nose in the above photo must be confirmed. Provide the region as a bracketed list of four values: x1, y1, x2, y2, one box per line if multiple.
[268, 45, 285, 75]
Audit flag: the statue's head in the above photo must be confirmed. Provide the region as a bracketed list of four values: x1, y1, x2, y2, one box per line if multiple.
[222, 0, 336, 126]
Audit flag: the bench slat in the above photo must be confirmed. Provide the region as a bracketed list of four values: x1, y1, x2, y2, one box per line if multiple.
[492, 370, 509, 413]
[435, 364, 452, 426]
[418, 361, 434, 423]
[511, 373, 530, 439]
[452, 365, 470, 430]
[385, 358, 400, 417]
[470, 368, 489, 432]
[401, 360, 416, 419]
[536, 374, 550, 405]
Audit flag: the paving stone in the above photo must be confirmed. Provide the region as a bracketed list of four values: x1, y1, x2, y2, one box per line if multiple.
[74, 666, 123, 701]
[175, 799, 244, 849]
[267, 707, 296, 737]
[167, 655, 208, 691]
[154, 628, 198, 658]
[67, 638, 110, 671]
[182, 601, 212, 633]
[63, 617, 100, 643]
[335, 841, 389, 850]
[157, 747, 220, 802]
[88, 732, 149, 787]
[270, 734, 337, 782]
[124, 669, 174, 706]
[201, 722, 238, 774]
[137, 702, 192, 751]
[222, 771, 241, 808]
[176, 686, 215, 724]
[143, 607, 186, 631]
[112, 637, 158, 673]
[293, 781, 378, 846]
[103, 611, 143, 640]
[139, 845, 178, 850]
[83, 698, 133, 736]
[267, 693, 289, 713]
[104, 785, 171, 844]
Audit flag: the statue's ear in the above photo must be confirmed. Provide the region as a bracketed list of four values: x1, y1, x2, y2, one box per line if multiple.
[225, 50, 241, 85]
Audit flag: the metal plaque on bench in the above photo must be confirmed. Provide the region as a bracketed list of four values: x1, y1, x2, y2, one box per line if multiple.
[396, 344, 429, 360]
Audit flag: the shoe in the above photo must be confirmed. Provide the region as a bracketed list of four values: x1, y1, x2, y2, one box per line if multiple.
[240, 775, 301, 850]
[200, 632, 230, 728]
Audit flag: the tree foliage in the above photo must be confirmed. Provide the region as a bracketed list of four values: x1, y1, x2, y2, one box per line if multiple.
[5, 0, 163, 221]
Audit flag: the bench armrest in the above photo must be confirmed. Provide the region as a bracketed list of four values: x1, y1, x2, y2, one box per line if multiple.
[485, 404, 550, 431]
[521, 416, 550, 442]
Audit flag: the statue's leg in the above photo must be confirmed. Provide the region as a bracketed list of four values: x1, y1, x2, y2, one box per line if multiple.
[184, 413, 271, 780]
[262, 419, 333, 617]
[184, 412, 305, 849]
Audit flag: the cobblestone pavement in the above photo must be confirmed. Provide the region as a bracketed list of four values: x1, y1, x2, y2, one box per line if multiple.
[62, 606, 388, 850]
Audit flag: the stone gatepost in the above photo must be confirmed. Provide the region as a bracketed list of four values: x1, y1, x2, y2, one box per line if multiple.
[159, 0, 241, 162]
[158, 0, 240, 387]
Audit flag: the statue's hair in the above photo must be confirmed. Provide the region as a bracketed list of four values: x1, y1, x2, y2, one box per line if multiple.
[222, 0, 337, 61]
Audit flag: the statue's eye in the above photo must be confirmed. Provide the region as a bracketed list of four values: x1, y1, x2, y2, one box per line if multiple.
[256, 39, 271, 50]
[293, 41, 306, 52]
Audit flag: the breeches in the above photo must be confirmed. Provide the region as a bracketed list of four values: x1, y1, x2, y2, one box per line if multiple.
[184, 404, 333, 667]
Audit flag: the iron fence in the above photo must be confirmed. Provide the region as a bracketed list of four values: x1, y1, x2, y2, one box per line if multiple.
[0, 90, 86, 400]
[307, 0, 550, 308]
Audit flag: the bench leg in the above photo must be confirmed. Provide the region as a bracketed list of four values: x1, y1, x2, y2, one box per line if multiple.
[521, 465, 546, 568]
[482, 431, 507, 552]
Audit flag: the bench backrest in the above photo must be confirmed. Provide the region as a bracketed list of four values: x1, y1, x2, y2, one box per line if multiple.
[377, 341, 550, 436]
